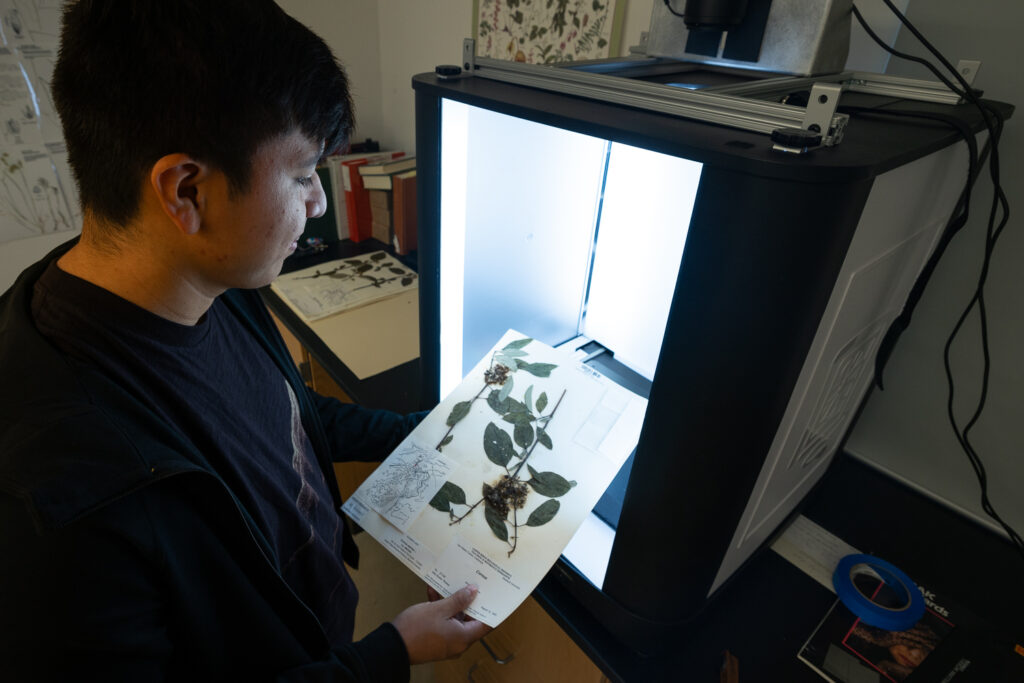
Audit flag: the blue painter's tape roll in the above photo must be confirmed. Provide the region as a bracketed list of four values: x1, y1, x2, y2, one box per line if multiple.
[833, 554, 925, 631]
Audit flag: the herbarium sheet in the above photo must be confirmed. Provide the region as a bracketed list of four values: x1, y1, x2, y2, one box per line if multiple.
[270, 251, 418, 321]
[343, 329, 647, 626]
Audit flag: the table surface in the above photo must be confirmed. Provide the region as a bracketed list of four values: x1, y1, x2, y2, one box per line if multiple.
[534, 452, 1024, 682]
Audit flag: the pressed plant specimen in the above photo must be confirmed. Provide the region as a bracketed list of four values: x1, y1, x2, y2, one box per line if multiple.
[296, 251, 417, 289]
[430, 337, 576, 556]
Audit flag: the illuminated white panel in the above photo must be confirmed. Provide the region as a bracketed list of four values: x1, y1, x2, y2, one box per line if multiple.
[439, 100, 469, 398]
[437, 101, 608, 395]
[562, 512, 616, 589]
[583, 145, 702, 380]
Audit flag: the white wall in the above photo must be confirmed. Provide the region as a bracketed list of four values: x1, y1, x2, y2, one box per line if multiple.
[0, 231, 79, 292]
[276, 0, 384, 144]
[283, 0, 655, 154]
[844, 0, 1024, 536]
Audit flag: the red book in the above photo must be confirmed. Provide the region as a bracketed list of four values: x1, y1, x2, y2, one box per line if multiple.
[341, 151, 405, 242]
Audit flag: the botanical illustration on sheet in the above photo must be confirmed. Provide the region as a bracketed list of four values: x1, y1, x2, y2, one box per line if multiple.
[476, 0, 621, 64]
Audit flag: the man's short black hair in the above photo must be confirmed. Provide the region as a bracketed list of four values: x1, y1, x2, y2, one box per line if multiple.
[52, 0, 355, 227]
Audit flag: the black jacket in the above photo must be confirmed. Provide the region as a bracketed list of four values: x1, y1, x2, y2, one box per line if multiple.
[0, 243, 420, 682]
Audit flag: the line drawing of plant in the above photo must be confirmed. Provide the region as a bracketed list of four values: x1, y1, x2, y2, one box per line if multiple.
[429, 337, 576, 556]
[0, 150, 69, 235]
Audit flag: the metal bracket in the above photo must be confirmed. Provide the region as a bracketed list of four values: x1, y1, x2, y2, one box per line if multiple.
[802, 83, 845, 145]
[455, 40, 970, 151]
[463, 38, 477, 73]
[955, 59, 982, 87]
[460, 39, 848, 148]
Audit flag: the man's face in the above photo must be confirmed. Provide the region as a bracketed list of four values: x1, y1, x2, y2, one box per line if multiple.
[198, 129, 326, 291]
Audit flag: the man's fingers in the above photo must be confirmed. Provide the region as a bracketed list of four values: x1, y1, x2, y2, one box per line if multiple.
[442, 584, 479, 616]
[456, 616, 492, 642]
[392, 584, 491, 664]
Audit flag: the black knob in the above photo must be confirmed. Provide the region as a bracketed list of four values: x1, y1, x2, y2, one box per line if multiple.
[435, 65, 462, 80]
[770, 127, 822, 149]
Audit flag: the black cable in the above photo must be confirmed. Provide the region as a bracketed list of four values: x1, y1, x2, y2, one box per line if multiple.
[854, 107, 981, 389]
[851, 4, 1022, 560]
[662, 0, 686, 19]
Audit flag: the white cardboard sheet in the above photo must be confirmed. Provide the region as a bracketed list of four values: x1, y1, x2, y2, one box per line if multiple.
[343, 329, 647, 626]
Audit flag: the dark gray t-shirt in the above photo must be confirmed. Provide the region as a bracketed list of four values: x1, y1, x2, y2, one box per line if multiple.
[32, 261, 358, 645]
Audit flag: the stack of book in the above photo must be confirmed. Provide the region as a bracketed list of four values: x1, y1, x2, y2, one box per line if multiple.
[358, 156, 418, 255]
[368, 189, 392, 244]
[289, 141, 418, 253]
[336, 150, 407, 243]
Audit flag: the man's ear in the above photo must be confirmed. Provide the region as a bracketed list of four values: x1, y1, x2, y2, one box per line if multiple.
[149, 154, 208, 235]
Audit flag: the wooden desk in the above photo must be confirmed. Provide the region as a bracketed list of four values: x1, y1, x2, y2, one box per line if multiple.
[260, 239, 424, 413]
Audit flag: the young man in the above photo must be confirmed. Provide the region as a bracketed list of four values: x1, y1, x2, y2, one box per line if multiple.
[0, 1, 488, 680]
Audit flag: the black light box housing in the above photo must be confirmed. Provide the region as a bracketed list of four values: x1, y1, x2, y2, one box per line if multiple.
[412, 66, 999, 653]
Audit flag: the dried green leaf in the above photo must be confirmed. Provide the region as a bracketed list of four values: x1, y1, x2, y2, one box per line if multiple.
[487, 390, 527, 415]
[524, 386, 534, 413]
[526, 499, 560, 527]
[517, 361, 557, 378]
[527, 465, 576, 497]
[370, 252, 387, 261]
[429, 481, 466, 512]
[537, 428, 552, 449]
[513, 421, 534, 449]
[497, 374, 514, 403]
[446, 400, 471, 427]
[484, 504, 509, 542]
[389, 267, 405, 275]
[401, 277, 413, 286]
[483, 422, 514, 468]
[503, 338, 532, 351]
[536, 392, 548, 413]
[356, 264, 373, 274]
[501, 411, 535, 425]
[439, 434, 453, 448]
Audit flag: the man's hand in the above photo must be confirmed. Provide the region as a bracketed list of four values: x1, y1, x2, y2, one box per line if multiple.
[391, 585, 492, 664]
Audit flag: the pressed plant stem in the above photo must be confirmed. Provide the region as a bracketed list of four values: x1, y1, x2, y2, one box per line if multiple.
[435, 382, 491, 450]
[449, 497, 485, 524]
[350, 274, 412, 292]
[451, 388, 566, 528]
[508, 507, 520, 556]
[509, 389, 566, 480]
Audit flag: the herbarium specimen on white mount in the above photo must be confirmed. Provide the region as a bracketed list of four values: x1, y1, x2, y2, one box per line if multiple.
[429, 337, 576, 556]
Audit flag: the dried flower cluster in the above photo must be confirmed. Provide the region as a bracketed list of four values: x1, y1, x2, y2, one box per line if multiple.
[483, 363, 510, 386]
[482, 475, 529, 518]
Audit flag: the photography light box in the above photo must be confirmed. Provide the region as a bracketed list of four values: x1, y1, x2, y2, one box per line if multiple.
[411, 63, 986, 653]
